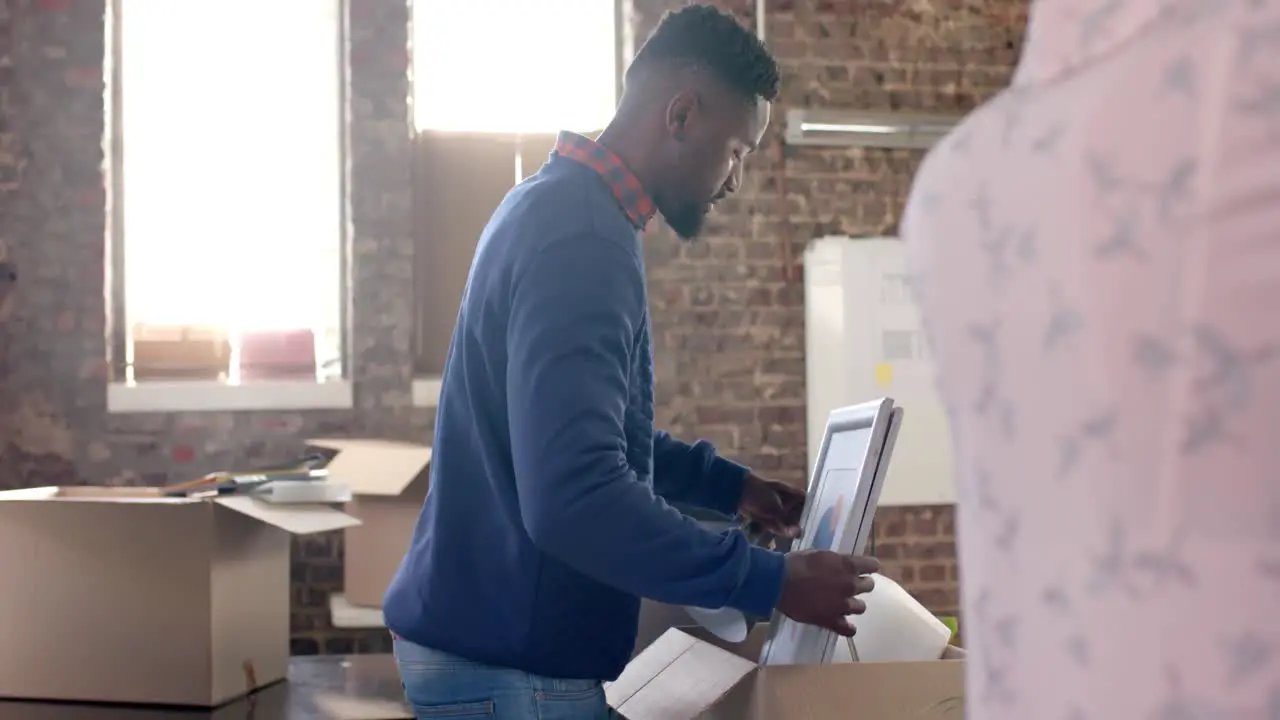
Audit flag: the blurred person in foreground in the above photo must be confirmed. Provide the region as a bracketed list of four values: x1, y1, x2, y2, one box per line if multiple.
[903, 0, 1280, 716]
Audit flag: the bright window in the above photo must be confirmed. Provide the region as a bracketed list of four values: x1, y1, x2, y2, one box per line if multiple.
[116, 0, 345, 383]
[414, 0, 618, 133]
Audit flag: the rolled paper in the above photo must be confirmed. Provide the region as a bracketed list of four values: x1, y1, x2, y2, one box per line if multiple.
[847, 572, 952, 662]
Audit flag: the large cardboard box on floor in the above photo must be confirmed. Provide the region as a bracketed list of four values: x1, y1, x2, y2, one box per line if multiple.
[608, 625, 965, 719]
[308, 438, 433, 608]
[0, 486, 359, 707]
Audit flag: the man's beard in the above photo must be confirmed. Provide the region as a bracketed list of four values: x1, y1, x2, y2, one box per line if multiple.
[661, 201, 710, 241]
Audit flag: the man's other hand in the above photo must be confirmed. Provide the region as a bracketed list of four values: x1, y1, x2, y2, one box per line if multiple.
[739, 473, 805, 538]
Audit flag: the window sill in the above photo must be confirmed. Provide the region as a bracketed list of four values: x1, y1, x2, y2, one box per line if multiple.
[411, 377, 442, 408]
[107, 377, 444, 413]
[107, 380, 354, 414]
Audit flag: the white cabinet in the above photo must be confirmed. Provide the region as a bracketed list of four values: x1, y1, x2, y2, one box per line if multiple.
[803, 237, 956, 506]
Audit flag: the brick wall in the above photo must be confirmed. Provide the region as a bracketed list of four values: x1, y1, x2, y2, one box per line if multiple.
[0, 0, 1025, 652]
[631, 0, 1028, 617]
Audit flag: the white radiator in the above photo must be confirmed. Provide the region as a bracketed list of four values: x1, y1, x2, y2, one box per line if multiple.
[803, 236, 956, 506]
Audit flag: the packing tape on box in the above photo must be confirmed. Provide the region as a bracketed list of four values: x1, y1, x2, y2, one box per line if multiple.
[848, 572, 951, 663]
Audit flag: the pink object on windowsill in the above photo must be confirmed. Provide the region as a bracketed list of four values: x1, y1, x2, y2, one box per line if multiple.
[238, 329, 317, 381]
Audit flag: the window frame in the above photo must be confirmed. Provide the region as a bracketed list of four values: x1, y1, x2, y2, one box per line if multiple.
[104, 0, 354, 414]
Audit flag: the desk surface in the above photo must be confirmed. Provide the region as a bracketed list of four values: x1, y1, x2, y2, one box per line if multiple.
[0, 655, 412, 720]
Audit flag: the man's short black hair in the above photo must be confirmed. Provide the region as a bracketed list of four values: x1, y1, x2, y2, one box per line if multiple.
[626, 4, 781, 103]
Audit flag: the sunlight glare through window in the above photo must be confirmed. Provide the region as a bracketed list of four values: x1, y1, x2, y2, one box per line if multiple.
[119, 0, 343, 333]
[415, 0, 617, 133]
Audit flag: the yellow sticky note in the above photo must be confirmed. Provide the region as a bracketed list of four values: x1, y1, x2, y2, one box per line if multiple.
[873, 362, 894, 387]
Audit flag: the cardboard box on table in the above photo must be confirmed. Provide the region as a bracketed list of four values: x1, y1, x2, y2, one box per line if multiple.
[307, 439, 433, 608]
[608, 625, 965, 720]
[0, 486, 359, 707]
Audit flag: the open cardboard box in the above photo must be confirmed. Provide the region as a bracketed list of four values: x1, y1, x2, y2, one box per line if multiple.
[307, 439, 433, 608]
[608, 625, 965, 719]
[0, 486, 359, 707]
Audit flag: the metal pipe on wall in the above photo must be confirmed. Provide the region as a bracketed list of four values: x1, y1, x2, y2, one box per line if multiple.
[615, 0, 627, 104]
[753, 0, 795, 283]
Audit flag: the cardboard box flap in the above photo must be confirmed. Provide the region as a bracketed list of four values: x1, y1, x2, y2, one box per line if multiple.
[737, 661, 965, 720]
[611, 630, 757, 720]
[307, 438, 433, 497]
[213, 495, 360, 535]
[606, 629, 699, 708]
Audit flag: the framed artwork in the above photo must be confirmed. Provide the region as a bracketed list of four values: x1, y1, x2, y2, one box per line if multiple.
[759, 398, 904, 666]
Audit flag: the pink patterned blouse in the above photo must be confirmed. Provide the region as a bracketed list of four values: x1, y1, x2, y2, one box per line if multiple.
[902, 0, 1280, 716]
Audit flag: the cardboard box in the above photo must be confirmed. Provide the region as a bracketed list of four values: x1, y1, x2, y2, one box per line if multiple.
[0, 486, 359, 707]
[308, 439, 433, 608]
[607, 626, 964, 719]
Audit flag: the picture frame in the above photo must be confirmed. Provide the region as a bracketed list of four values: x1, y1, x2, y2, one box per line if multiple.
[758, 398, 904, 666]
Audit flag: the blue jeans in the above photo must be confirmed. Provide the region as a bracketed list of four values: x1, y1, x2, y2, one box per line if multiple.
[393, 637, 614, 720]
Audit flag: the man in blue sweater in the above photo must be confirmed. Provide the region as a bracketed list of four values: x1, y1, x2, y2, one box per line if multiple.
[384, 6, 880, 718]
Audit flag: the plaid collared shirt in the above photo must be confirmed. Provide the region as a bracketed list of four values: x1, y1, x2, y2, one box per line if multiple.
[552, 131, 656, 230]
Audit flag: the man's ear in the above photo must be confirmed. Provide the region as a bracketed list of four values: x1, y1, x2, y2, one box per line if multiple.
[665, 90, 699, 142]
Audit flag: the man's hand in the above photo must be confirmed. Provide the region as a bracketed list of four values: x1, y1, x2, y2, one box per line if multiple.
[739, 473, 805, 538]
[777, 551, 880, 636]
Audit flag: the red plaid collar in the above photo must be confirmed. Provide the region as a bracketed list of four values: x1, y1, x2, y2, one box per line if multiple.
[552, 132, 656, 230]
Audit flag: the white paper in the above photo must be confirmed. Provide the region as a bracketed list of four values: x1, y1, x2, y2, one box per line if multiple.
[682, 606, 748, 643]
[848, 572, 951, 662]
